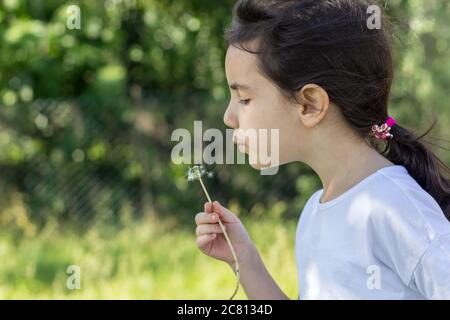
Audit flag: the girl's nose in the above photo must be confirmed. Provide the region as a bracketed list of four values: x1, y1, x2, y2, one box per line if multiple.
[223, 103, 238, 129]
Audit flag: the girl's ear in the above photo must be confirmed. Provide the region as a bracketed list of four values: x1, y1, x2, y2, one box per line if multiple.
[296, 84, 329, 128]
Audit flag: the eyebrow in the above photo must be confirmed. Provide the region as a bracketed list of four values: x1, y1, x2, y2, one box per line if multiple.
[229, 82, 251, 91]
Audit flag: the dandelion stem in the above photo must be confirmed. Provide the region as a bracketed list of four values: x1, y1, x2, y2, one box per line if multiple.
[197, 174, 212, 204]
[196, 172, 240, 300]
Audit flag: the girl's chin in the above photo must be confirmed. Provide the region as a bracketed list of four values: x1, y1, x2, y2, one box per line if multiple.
[249, 161, 261, 170]
[244, 148, 281, 170]
[248, 157, 280, 170]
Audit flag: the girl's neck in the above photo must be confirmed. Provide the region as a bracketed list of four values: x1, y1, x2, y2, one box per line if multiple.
[308, 137, 394, 204]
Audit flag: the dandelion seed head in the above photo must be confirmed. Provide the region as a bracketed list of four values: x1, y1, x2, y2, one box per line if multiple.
[186, 165, 213, 181]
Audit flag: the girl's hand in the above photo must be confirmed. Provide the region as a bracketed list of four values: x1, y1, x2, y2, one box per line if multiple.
[195, 201, 254, 268]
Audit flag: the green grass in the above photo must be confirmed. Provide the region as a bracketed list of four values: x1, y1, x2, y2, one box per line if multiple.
[0, 216, 298, 299]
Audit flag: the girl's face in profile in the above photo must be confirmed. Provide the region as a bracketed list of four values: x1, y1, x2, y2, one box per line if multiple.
[224, 44, 304, 169]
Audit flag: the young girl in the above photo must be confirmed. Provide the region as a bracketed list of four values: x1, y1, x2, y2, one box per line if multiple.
[194, 0, 450, 299]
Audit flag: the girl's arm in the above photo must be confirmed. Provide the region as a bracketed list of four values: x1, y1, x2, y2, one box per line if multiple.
[229, 244, 290, 300]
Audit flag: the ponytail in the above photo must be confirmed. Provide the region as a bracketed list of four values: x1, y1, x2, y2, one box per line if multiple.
[383, 123, 450, 220]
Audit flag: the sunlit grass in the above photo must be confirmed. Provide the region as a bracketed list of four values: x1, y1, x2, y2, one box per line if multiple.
[0, 216, 298, 299]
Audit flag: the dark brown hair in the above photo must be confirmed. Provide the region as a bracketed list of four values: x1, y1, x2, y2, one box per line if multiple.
[224, 0, 450, 219]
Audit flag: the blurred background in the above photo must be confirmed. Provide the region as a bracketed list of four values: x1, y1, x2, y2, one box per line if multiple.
[0, 0, 448, 299]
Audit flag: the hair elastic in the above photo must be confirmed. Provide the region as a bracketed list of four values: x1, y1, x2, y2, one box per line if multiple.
[371, 116, 396, 140]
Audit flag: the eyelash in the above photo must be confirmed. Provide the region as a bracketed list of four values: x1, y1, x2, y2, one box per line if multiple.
[239, 99, 251, 106]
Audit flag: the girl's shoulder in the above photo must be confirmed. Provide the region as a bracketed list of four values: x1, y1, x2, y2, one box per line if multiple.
[371, 165, 448, 235]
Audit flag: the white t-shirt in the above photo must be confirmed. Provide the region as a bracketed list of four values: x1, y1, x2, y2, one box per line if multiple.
[295, 165, 450, 300]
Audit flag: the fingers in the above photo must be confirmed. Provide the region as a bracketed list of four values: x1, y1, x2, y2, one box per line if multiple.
[196, 223, 225, 237]
[212, 201, 237, 223]
[204, 202, 213, 214]
[196, 234, 216, 248]
[195, 211, 219, 225]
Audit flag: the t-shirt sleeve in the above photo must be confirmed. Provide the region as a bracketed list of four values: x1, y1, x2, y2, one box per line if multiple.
[409, 233, 450, 299]
[368, 203, 432, 287]
[367, 186, 450, 299]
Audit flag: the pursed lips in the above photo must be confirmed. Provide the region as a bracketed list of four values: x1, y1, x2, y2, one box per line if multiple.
[237, 143, 246, 153]
[232, 133, 248, 153]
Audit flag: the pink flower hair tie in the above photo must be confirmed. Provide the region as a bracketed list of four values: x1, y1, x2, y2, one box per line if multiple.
[371, 116, 396, 140]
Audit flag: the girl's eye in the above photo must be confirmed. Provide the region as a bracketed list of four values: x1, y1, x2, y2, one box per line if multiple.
[239, 99, 251, 106]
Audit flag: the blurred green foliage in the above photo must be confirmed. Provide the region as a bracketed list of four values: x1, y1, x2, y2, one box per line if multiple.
[0, 0, 448, 298]
[0, 0, 327, 230]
